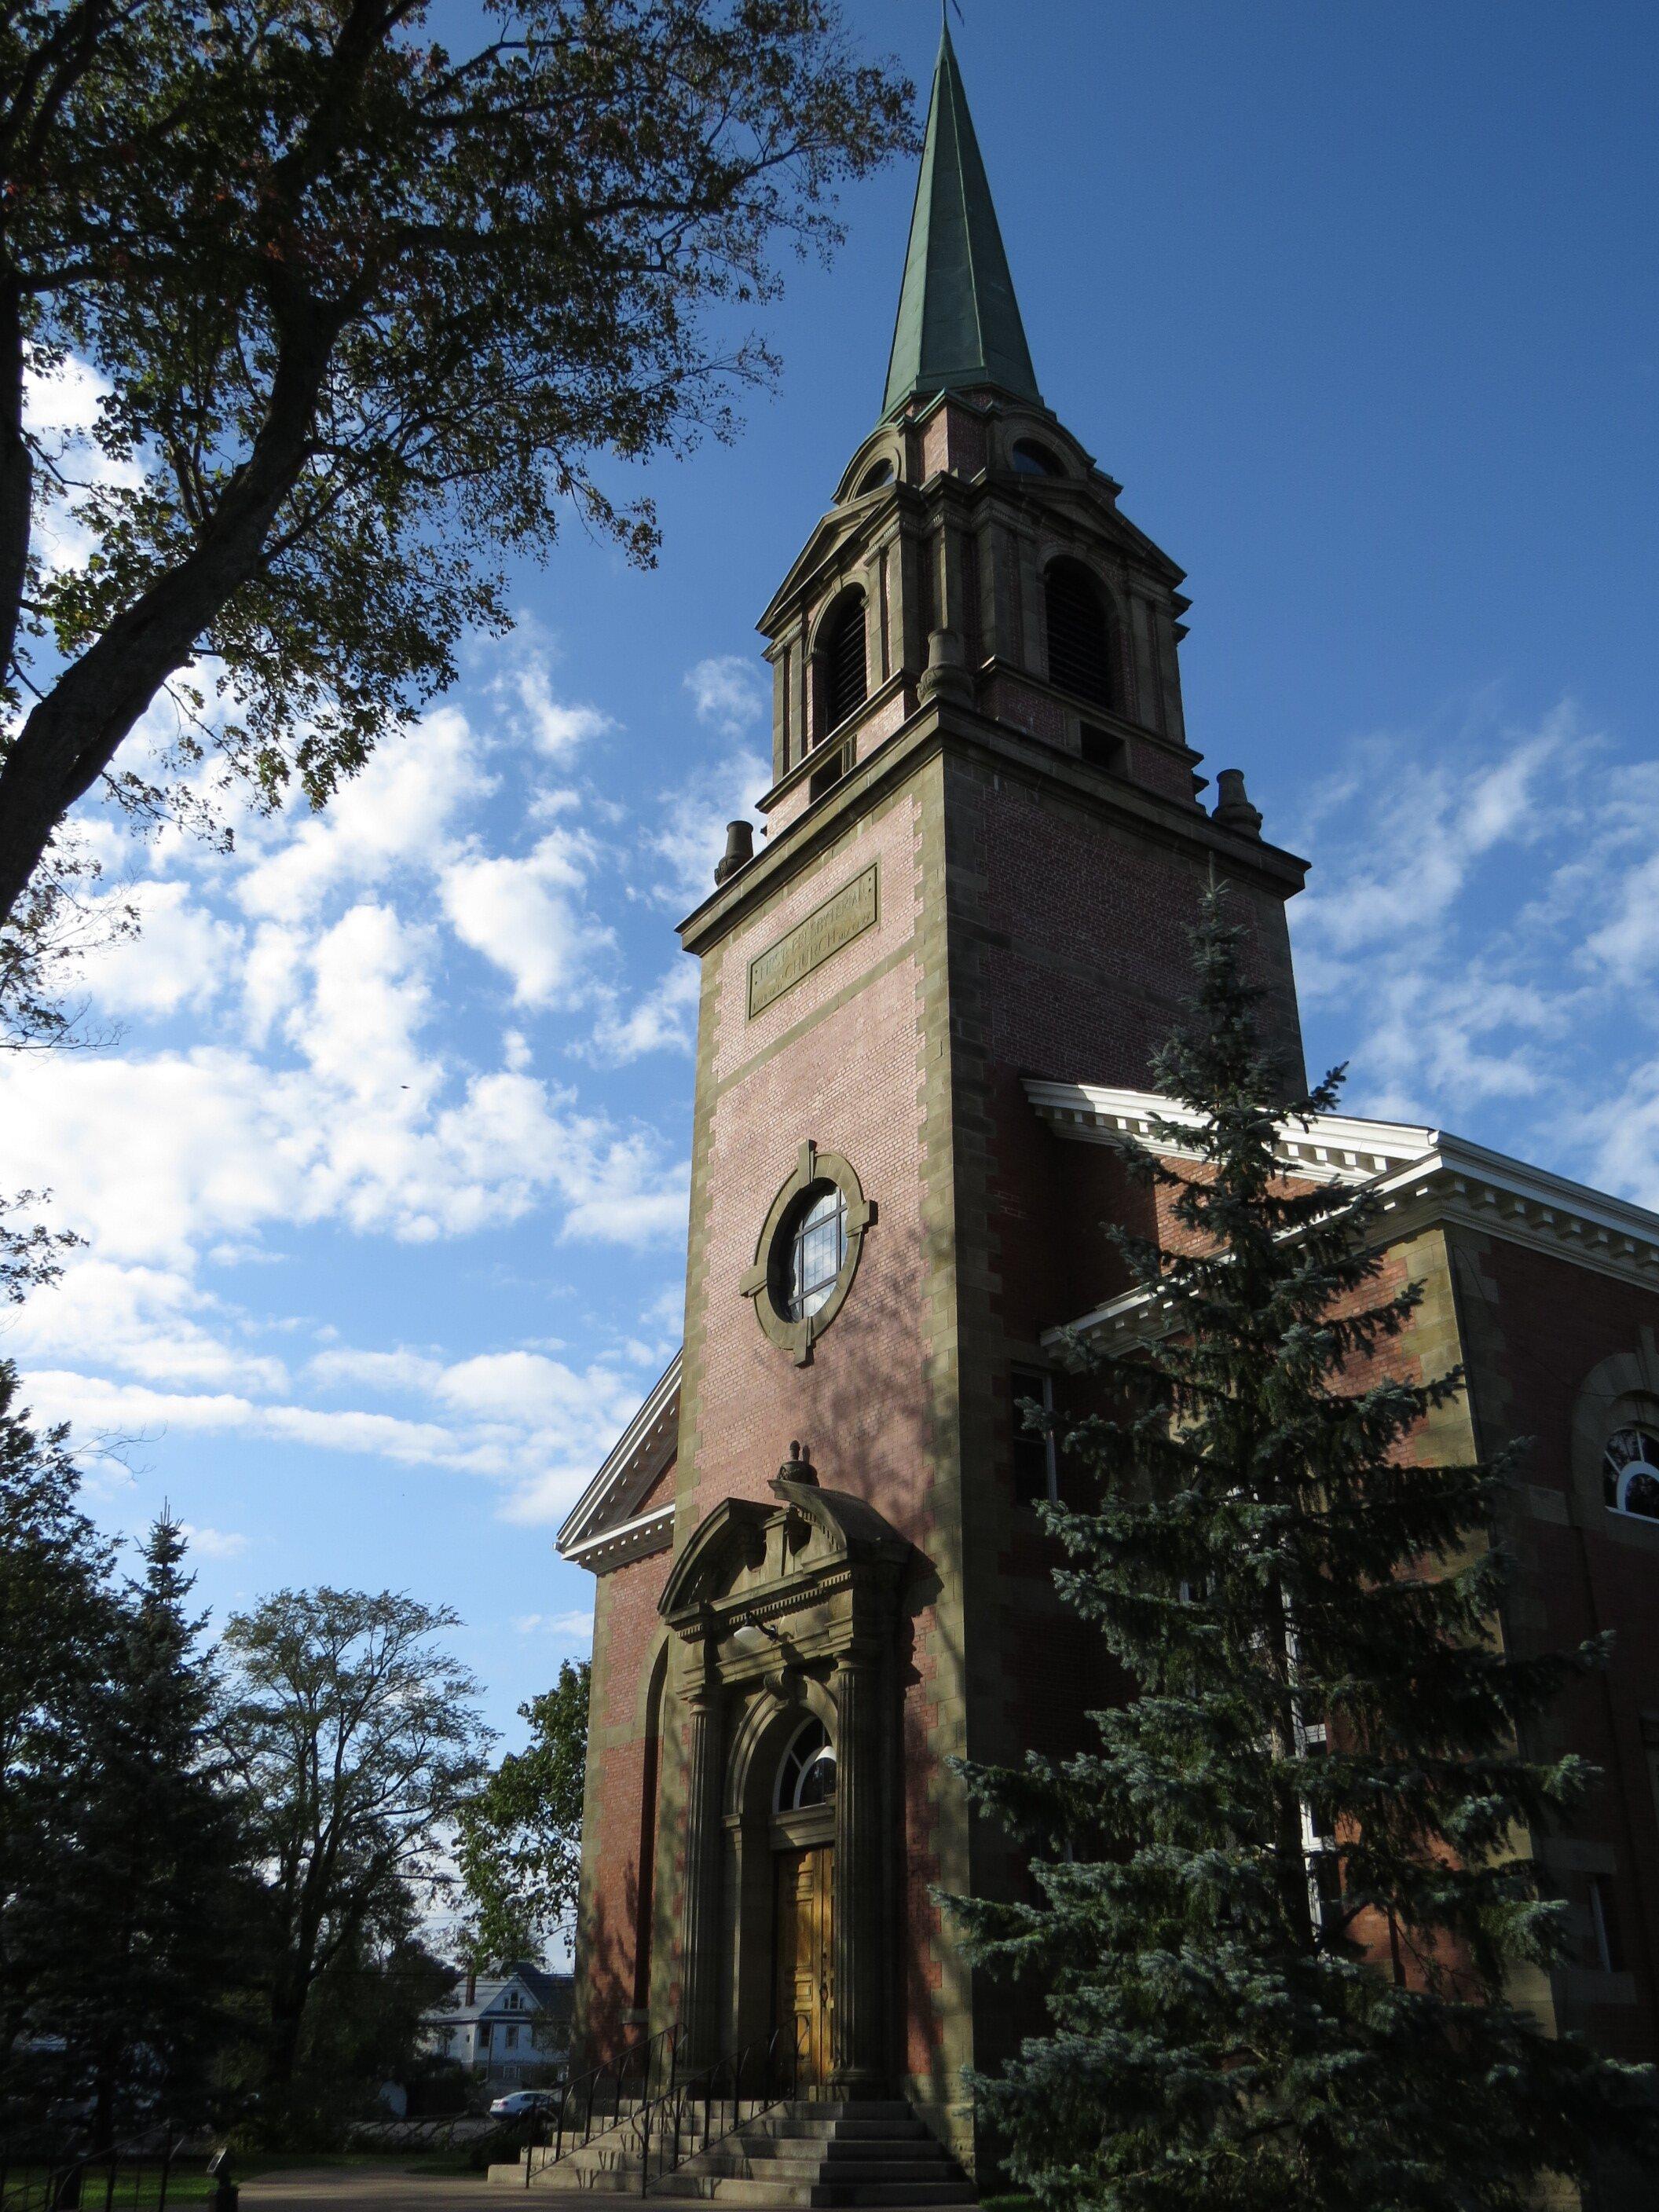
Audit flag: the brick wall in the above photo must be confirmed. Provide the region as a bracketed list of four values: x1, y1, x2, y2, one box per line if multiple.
[577, 1540, 672, 2061]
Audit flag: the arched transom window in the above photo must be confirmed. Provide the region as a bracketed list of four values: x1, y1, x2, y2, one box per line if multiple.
[1603, 1426, 1659, 1521]
[775, 1717, 837, 1812]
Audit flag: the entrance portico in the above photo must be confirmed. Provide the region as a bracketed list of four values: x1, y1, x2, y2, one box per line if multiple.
[657, 1453, 910, 2095]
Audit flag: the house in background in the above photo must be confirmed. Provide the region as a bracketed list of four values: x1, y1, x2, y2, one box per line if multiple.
[423, 1963, 573, 2086]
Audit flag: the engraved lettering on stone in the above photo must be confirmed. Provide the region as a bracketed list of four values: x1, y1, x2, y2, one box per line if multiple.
[748, 864, 879, 1020]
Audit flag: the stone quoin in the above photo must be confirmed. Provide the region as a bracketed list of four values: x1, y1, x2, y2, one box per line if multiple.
[555, 22, 1659, 2200]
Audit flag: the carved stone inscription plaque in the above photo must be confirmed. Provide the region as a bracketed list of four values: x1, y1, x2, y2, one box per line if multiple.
[747, 863, 879, 1020]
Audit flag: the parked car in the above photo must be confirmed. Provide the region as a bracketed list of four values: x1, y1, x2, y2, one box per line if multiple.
[489, 2089, 555, 2119]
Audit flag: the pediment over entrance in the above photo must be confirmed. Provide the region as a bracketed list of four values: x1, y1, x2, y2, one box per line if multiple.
[658, 1476, 911, 1656]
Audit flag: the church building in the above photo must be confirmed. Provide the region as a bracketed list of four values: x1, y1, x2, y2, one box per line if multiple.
[557, 24, 1659, 2190]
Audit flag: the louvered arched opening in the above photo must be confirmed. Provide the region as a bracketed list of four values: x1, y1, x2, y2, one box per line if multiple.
[1043, 558, 1114, 710]
[815, 588, 868, 742]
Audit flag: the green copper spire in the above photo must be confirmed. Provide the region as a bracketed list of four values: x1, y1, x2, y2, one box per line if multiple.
[881, 16, 1041, 419]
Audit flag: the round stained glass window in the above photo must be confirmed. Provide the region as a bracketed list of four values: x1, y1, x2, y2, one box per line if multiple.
[771, 1181, 848, 1324]
[1602, 1427, 1659, 1522]
[775, 1718, 837, 1813]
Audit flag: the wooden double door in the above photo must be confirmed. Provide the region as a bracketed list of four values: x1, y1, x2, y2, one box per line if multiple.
[774, 1844, 834, 2086]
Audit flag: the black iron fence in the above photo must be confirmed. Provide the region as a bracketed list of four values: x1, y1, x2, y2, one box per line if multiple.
[0, 2133, 232, 2212]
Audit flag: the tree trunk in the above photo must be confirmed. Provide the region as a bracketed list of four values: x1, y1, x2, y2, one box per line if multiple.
[0, 289, 334, 932]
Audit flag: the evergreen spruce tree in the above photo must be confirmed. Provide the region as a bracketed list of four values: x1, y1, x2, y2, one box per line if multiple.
[50, 1515, 249, 2139]
[950, 888, 1658, 2212]
[0, 1362, 115, 2123]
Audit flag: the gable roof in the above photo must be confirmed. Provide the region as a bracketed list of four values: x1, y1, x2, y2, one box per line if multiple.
[556, 1350, 679, 1571]
[1025, 1079, 1659, 1336]
[882, 19, 1041, 417]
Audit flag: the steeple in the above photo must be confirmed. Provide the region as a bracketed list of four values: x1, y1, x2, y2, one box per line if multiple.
[881, 16, 1041, 419]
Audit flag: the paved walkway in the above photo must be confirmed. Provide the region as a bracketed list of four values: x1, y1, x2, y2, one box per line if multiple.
[239, 2163, 814, 2212]
[241, 2168, 504, 2212]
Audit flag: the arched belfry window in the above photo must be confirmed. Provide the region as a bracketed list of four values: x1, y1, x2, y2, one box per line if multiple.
[815, 589, 867, 741]
[1043, 558, 1114, 710]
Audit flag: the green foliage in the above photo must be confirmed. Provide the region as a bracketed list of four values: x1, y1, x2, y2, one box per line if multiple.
[948, 888, 1659, 2212]
[0, 0, 914, 994]
[456, 1656, 589, 1971]
[215, 1584, 492, 2137]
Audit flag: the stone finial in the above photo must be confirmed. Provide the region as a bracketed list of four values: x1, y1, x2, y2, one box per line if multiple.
[714, 819, 755, 886]
[1213, 768, 1263, 839]
[776, 1439, 819, 1489]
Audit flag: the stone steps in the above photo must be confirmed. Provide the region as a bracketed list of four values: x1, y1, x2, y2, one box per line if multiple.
[492, 2096, 974, 2207]
[652, 2100, 973, 2207]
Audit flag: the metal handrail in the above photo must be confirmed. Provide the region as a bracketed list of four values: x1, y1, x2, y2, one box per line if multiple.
[523, 2023, 679, 2186]
[636, 2015, 809, 2196]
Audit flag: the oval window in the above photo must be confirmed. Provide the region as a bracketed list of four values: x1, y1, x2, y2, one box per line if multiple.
[858, 459, 895, 493]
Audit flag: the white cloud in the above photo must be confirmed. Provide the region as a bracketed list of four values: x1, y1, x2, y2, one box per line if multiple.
[180, 1523, 250, 1560]
[77, 881, 242, 1020]
[645, 747, 768, 909]
[4, 606, 698, 1536]
[19, 1324, 655, 1525]
[23, 354, 143, 574]
[309, 1346, 449, 1396]
[294, 902, 435, 1102]
[441, 830, 613, 1009]
[0, 1040, 687, 1264]
[3, 1257, 288, 1395]
[588, 960, 701, 1063]
[498, 655, 617, 760]
[1283, 694, 1659, 1203]
[685, 655, 768, 738]
[236, 706, 492, 921]
[513, 1610, 594, 1642]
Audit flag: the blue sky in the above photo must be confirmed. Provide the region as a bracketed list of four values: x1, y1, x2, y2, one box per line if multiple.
[5, 0, 1658, 1787]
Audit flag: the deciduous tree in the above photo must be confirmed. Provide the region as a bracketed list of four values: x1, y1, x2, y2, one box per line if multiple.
[0, 0, 912, 1003]
[216, 1584, 490, 2130]
[456, 1655, 588, 1970]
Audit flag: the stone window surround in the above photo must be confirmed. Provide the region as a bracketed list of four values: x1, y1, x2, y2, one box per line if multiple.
[740, 1141, 876, 1366]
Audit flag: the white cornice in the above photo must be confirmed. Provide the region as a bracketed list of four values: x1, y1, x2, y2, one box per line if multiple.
[562, 1504, 676, 1575]
[1027, 1081, 1659, 1332]
[555, 1350, 681, 1566]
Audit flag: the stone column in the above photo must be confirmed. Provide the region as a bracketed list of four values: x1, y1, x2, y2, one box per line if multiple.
[832, 1649, 887, 2096]
[677, 1671, 725, 2069]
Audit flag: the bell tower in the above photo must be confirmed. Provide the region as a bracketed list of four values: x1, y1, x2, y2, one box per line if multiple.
[569, 19, 1309, 2174]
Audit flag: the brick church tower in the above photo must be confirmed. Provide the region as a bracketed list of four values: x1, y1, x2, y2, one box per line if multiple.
[555, 23, 1659, 2198]
[558, 20, 1306, 2156]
